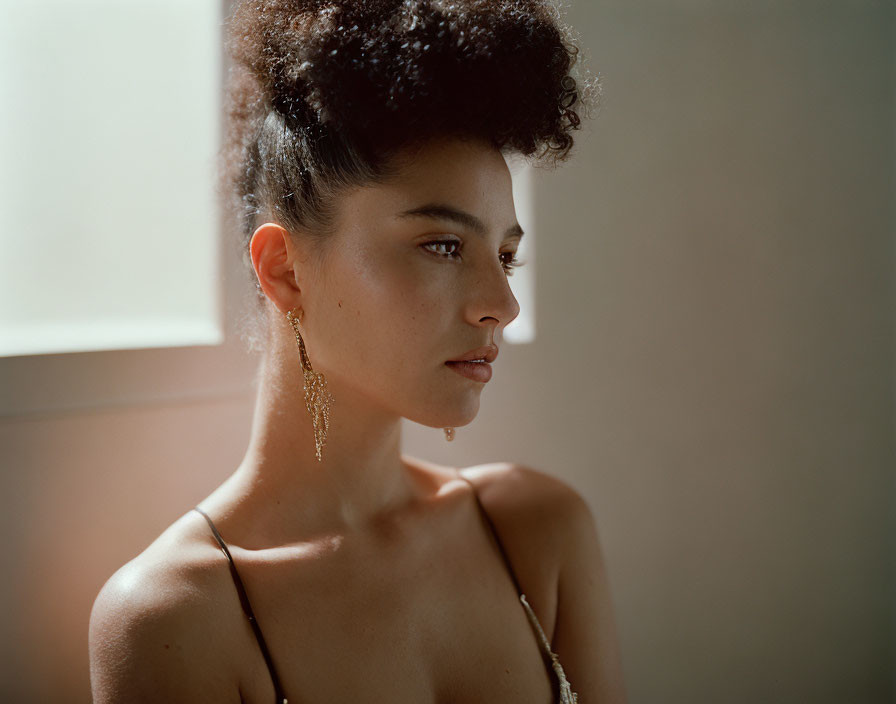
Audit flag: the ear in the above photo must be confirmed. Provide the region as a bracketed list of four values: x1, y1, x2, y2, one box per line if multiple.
[249, 222, 303, 314]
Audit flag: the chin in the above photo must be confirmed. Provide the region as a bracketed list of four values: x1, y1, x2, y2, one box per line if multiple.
[408, 397, 481, 429]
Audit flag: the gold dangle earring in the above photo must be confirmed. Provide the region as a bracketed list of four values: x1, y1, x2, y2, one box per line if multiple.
[443, 427, 455, 441]
[286, 308, 334, 462]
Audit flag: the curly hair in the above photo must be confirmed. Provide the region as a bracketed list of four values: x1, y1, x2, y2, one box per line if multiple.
[220, 0, 600, 349]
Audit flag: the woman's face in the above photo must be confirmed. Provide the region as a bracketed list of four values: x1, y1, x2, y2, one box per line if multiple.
[295, 136, 522, 429]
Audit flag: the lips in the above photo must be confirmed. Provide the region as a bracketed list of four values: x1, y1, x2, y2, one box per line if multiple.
[445, 359, 493, 382]
[447, 344, 499, 364]
[445, 344, 498, 383]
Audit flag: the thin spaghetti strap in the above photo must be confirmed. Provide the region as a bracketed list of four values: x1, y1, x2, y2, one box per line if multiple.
[520, 593, 579, 703]
[192, 507, 288, 704]
[454, 468, 580, 702]
[454, 468, 524, 597]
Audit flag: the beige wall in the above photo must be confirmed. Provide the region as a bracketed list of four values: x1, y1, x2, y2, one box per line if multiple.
[1, 1, 894, 702]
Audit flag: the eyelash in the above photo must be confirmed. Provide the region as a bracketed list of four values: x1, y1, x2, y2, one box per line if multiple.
[423, 239, 525, 276]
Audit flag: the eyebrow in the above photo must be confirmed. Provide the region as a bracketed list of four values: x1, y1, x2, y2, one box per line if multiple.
[395, 203, 524, 240]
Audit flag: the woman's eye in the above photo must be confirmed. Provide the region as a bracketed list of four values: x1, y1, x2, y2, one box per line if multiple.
[423, 240, 525, 276]
[423, 240, 461, 258]
[499, 251, 524, 276]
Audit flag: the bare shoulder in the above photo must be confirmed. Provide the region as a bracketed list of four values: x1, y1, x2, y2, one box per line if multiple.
[457, 462, 594, 585]
[460, 461, 592, 536]
[469, 464, 628, 703]
[466, 463, 628, 702]
[88, 511, 244, 703]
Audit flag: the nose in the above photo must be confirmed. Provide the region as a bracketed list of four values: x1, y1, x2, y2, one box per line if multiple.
[465, 260, 521, 331]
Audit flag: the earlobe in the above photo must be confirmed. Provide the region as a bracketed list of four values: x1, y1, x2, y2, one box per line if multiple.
[249, 222, 302, 311]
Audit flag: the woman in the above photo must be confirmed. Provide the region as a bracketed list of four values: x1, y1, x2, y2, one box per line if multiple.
[89, 1, 626, 701]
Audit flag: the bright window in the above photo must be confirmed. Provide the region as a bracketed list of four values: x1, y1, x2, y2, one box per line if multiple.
[0, 0, 221, 357]
[506, 161, 536, 344]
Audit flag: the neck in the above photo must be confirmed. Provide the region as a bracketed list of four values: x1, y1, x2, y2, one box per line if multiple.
[231, 344, 421, 540]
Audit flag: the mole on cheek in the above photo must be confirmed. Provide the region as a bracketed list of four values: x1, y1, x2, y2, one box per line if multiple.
[338, 300, 343, 308]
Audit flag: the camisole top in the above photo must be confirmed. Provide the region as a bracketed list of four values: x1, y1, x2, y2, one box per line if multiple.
[192, 471, 578, 703]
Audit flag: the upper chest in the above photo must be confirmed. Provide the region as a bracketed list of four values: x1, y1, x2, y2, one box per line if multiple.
[224, 488, 561, 703]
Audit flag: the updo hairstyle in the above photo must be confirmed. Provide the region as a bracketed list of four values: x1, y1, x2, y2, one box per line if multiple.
[220, 0, 601, 351]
